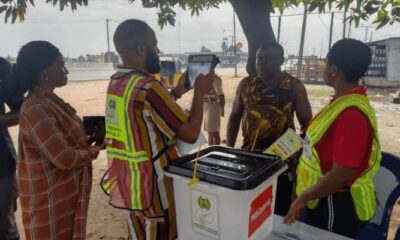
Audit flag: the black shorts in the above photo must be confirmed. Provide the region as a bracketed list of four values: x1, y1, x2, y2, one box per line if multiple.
[274, 173, 294, 216]
[305, 191, 367, 238]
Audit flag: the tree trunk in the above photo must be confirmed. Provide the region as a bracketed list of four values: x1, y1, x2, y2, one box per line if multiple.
[229, 0, 276, 75]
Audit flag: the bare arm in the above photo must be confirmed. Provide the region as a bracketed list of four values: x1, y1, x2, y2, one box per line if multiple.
[284, 164, 355, 224]
[299, 164, 354, 201]
[176, 73, 214, 143]
[176, 90, 205, 143]
[293, 82, 312, 131]
[214, 76, 225, 116]
[219, 94, 225, 117]
[226, 80, 245, 147]
[0, 111, 19, 128]
[170, 71, 189, 100]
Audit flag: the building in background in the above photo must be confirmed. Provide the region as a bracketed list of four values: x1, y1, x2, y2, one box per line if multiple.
[284, 55, 325, 83]
[363, 38, 400, 88]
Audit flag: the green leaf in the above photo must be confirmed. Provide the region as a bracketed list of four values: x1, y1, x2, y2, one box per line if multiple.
[71, 0, 77, 10]
[308, 1, 318, 12]
[166, 14, 175, 25]
[392, 7, 400, 17]
[4, 7, 11, 23]
[327, 0, 332, 11]
[343, 0, 353, 12]
[16, 5, 26, 21]
[354, 15, 361, 27]
[356, 0, 363, 9]
[364, 4, 379, 15]
[368, 0, 382, 6]
[11, 8, 17, 23]
[376, 16, 390, 29]
[0, 6, 7, 14]
[318, 1, 326, 12]
[277, 0, 284, 14]
[377, 10, 388, 20]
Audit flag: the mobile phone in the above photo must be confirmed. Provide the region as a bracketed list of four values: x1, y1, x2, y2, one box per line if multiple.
[83, 116, 105, 136]
[185, 54, 220, 89]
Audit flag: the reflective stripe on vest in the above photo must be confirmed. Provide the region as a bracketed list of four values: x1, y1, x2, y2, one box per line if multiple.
[105, 74, 148, 210]
[296, 93, 382, 221]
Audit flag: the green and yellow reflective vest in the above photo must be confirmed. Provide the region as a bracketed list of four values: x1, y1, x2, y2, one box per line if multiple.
[102, 73, 152, 210]
[296, 93, 381, 221]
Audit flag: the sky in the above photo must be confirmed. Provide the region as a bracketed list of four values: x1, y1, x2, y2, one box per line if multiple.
[1, 0, 400, 58]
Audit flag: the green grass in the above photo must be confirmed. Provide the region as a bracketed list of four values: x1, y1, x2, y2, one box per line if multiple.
[305, 85, 333, 98]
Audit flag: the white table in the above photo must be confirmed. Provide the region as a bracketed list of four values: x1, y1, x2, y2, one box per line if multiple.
[268, 215, 353, 240]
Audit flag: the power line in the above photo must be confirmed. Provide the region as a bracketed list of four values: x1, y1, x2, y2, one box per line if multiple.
[21, 18, 106, 24]
[361, 25, 374, 42]
[317, 14, 340, 39]
[20, 11, 345, 24]
[271, 11, 344, 18]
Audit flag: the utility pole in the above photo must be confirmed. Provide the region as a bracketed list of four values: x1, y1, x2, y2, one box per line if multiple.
[297, 5, 308, 80]
[329, 12, 334, 49]
[233, 9, 238, 77]
[178, 12, 181, 54]
[361, 25, 374, 43]
[342, 11, 347, 39]
[320, 40, 323, 58]
[277, 16, 282, 43]
[347, 12, 352, 38]
[348, 21, 352, 38]
[105, 19, 111, 62]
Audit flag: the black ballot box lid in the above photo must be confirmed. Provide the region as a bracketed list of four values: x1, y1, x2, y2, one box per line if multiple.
[164, 146, 286, 190]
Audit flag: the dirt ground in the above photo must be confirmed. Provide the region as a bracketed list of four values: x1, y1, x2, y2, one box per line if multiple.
[7, 68, 400, 239]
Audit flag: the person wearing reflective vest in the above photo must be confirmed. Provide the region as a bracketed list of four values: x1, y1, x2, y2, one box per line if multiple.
[101, 19, 215, 240]
[284, 39, 381, 238]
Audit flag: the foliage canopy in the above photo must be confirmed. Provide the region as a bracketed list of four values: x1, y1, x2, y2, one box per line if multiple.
[1, 0, 399, 29]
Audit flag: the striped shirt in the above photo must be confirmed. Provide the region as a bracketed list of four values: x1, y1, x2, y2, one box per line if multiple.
[18, 88, 100, 240]
[105, 67, 187, 221]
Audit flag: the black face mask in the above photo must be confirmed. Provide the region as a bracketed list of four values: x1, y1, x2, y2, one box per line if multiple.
[146, 48, 161, 74]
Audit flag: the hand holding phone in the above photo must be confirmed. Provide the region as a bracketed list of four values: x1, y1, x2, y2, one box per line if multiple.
[193, 72, 215, 96]
[185, 54, 220, 89]
[83, 116, 105, 147]
[172, 71, 190, 99]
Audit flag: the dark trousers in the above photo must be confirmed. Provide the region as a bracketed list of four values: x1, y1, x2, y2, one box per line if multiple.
[305, 191, 366, 238]
[274, 173, 294, 216]
[0, 174, 19, 240]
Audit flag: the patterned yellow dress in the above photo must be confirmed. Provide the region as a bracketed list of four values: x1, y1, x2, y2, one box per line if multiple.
[240, 71, 298, 152]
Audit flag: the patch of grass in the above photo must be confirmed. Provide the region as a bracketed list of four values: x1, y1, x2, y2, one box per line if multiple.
[305, 85, 333, 98]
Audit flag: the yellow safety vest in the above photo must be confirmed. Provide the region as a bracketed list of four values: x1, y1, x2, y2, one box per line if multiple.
[103, 74, 149, 210]
[296, 93, 381, 221]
